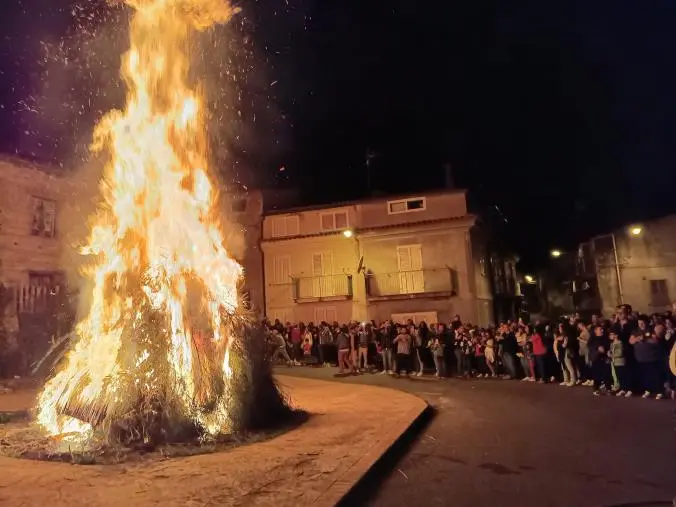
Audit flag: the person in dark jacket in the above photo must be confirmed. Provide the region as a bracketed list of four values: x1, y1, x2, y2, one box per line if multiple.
[588, 325, 611, 395]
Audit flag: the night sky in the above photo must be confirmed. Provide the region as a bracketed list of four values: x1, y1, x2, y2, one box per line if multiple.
[1, 0, 676, 268]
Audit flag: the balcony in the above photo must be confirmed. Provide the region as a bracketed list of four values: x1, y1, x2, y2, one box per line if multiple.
[366, 268, 455, 300]
[292, 274, 353, 302]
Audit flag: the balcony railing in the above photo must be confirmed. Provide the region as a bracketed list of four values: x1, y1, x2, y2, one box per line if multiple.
[366, 268, 455, 298]
[293, 274, 353, 300]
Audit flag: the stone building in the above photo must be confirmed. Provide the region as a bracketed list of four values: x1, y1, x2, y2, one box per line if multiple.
[0, 156, 81, 374]
[575, 216, 676, 316]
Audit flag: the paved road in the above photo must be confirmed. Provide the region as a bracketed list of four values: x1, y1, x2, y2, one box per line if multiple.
[275, 366, 676, 507]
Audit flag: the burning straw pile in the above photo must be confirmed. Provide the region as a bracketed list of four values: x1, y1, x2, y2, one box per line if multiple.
[29, 0, 291, 452]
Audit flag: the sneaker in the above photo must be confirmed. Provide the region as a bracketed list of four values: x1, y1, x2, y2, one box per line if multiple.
[559, 381, 568, 386]
[642, 391, 651, 399]
[550, 376, 556, 383]
[528, 377, 536, 382]
[655, 393, 664, 400]
[387, 370, 394, 375]
[521, 377, 529, 382]
[624, 391, 633, 398]
[380, 370, 387, 375]
[416, 371, 423, 377]
[565, 382, 575, 387]
[616, 390, 626, 397]
[592, 391, 601, 396]
[434, 372, 440, 378]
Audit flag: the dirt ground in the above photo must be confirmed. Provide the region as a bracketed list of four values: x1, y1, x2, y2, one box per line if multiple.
[0, 375, 425, 507]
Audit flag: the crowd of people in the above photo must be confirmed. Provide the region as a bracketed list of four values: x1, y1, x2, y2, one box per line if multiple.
[264, 304, 676, 400]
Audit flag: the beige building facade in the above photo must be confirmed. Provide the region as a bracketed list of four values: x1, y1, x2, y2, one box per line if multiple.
[260, 190, 495, 327]
[576, 215, 676, 316]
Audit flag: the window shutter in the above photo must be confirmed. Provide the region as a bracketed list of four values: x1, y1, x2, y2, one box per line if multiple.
[320, 214, 334, 230]
[397, 246, 412, 271]
[312, 253, 323, 276]
[335, 212, 348, 229]
[287, 216, 299, 236]
[410, 245, 423, 270]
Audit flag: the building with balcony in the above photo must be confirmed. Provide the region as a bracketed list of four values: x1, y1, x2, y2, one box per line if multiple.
[260, 189, 505, 327]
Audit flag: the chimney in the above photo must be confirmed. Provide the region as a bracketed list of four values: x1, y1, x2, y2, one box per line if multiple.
[444, 163, 455, 189]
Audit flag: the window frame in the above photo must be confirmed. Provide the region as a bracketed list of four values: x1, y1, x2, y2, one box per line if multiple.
[319, 211, 349, 232]
[386, 197, 427, 215]
[271, 215, 300, 238]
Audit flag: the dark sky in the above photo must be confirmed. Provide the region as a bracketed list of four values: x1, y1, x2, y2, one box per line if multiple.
[1, 0, 676, 268]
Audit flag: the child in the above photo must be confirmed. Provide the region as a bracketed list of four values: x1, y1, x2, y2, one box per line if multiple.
[302, 338, 312, 361]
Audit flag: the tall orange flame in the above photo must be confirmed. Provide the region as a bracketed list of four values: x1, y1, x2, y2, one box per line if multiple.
[37, 0, 242, 442]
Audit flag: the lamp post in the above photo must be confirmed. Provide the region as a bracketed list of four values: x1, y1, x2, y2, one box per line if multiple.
[591, 226, 642, 306]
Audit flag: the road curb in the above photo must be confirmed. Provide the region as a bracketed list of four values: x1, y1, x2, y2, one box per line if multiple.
[310, 387, 430, 506]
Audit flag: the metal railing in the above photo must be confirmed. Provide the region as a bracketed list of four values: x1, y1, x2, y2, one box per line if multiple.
[293, 274, 353, 299]
[366, 268, 454, 298]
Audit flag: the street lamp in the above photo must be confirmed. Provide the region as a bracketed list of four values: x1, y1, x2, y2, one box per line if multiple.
[550, 249, 562, 258]
[629, 226, 642, 236]
[524, 274, 535, 284]
[343, 229, 353, 238]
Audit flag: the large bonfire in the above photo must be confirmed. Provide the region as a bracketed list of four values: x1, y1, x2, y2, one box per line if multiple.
[36, 0, 274, 447]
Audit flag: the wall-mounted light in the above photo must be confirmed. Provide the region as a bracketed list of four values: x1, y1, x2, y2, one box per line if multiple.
[524, 275, 535, 284]
[550, 249, 562, 258]
[343, 229, 354, 238]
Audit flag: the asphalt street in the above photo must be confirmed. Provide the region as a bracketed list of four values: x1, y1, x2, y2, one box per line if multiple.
[275, 366, 676, 507]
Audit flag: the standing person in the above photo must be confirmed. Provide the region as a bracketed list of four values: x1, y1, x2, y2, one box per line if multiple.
[318, 322, 334, 367]
[290, 324, 302, 365]
[336, 325, 354, 374]
[454, 330, 465, 377]
[589, 325, 611, 395]
[379, 322, 396, 374]
[430, 335, 446, 378]
[415, 322, 430, 376]
[357, 323, 370, 372]
[411, 324, 424, 376]
[631, 328, 665, 399]
[609, 329, 631, 396]
[484, 331, 497, 377]
[531, 327, 548, 383]
[499, 324, 519, 379]
[393, 326, 412, 376]
[577, 322, 592, 385]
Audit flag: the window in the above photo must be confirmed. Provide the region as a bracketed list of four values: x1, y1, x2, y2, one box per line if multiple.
[311, 251, 334, 296]
[30, 197, 56, 238]
[272, 256, 290, 284]
[387, 197, 426, 215]
[320, 211, 348, 231]
[231, 198, 247, 213]
[396, 244, 424, 294]
[649, 279, 670, 307]
[314, 306, 337, 324]
[271, 215, 300, 237]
